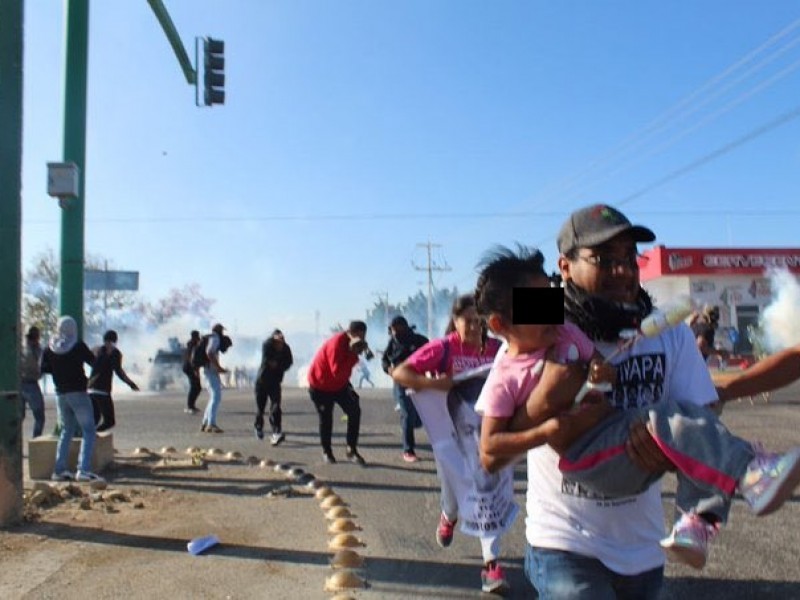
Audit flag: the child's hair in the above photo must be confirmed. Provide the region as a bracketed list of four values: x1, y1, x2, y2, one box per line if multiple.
[444, 293, 488, 352]
[474, 244, 547, 321]
[444, 294, 478, 335]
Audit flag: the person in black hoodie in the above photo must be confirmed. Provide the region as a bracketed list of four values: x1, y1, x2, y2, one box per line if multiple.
[40, 316, 103, 482]
[254, 329, 294, 445]
[182, 330, 202, 414]
[382, 316, 429, 462]
[88, 329, 139, 431]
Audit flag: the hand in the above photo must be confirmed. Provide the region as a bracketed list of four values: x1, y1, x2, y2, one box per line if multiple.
[130, 383, 140, 392]
[349, 339, 368, 355]
[431, 374, 454, 392]
[626, 420, 673, 472]
[588, 359, 616, 386]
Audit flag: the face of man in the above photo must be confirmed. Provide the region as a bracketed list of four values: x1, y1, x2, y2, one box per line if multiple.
[558, 232, 641, 304]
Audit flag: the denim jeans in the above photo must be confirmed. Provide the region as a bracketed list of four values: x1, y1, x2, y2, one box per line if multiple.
[203, 368, 222, 425]
[21, 381, 45, 437]
[393, 383, 421, 453]
[54, 391, 96, 475]
[525, 546, 664, 600]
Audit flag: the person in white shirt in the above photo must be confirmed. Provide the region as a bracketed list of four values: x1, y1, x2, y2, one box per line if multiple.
[480, 204, 715, 599]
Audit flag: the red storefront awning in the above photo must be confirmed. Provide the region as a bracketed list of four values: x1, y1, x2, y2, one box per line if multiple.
[639, 246, 800, 281]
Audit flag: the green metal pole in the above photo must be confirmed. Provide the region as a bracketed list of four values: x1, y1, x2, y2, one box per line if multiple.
[146, 0, 197, 85]
[60, 0, 90, 336]
[0, 0, 25, 526]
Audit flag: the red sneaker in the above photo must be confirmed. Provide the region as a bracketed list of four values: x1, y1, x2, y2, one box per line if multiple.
[481, 561, 509, 594]
[436, 513, 456, 547]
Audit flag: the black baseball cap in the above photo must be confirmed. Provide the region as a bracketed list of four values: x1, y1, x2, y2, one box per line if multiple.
[557, 204, 655, 255]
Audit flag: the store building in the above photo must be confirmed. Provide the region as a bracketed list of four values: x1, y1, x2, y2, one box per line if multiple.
[639, 246, 800, 355]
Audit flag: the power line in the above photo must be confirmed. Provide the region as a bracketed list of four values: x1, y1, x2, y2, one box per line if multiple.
[514, 17, 800, 213]
[530, 102, 800, 248]
[22, 208, 800, 226]
[616, 103, 800, 207]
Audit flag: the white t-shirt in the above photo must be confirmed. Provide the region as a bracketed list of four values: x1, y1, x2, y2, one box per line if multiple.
[481, 323, 717, 575]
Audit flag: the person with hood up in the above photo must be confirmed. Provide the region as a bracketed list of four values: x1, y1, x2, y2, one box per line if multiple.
[381, 315, 429, 462]
[88, 329, 139, 432]
[40, 316, 104, 482]
[254, 329, 294, 445]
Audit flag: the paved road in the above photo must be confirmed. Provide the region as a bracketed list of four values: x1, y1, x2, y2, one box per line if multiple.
[18, 380, 800, 599]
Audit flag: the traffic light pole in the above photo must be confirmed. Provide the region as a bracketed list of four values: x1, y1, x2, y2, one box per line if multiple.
[0, 0, 24, 526]
[146, 0, 197, 86]
[60, 0, 89, 337]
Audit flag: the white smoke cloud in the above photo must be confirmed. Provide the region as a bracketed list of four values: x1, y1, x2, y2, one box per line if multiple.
[761, 268, 800, 352]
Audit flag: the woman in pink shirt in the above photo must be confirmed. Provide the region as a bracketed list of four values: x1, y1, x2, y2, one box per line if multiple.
[392, 294, 506, 594]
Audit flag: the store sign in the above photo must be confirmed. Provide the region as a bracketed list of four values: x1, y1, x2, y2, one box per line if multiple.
[662, 249, 800, 275]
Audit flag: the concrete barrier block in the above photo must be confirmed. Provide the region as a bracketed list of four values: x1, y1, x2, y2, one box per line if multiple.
[28, 432, 114, 480]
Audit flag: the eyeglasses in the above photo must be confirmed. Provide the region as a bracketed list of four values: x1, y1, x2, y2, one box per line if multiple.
[576, 253, 646, 271]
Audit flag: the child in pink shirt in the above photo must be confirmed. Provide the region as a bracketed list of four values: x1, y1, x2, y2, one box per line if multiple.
[474, 245, 800, 570]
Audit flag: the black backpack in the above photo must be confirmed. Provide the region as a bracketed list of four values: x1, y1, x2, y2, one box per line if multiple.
[191, 335, 211, 369]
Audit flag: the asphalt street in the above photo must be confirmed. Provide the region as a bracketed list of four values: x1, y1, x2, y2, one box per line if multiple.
[18, 379, 800, 599]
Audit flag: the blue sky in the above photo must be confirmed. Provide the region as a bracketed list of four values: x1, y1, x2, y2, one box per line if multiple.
[21, 1, 800, 340]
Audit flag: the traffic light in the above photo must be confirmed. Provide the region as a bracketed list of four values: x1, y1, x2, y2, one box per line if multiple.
[203, 37, 225, 106]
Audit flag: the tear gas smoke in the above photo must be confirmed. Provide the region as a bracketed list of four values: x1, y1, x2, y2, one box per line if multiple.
[761, 268, 800, 352]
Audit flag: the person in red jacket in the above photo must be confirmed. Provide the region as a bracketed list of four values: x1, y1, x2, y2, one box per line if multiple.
[307, 320, 372, 465]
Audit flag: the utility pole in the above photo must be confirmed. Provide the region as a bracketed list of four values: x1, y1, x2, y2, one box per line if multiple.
[413, 242, 451, 340]
[0, 0, 24, 526]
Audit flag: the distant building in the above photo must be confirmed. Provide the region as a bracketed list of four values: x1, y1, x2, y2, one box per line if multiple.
[639, 246, 800, 354]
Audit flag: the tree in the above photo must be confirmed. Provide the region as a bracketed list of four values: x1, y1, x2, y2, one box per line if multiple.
[21, 250, 216, 340]
[365, 286, 460, 340]
[22, 249, 60, 341]
[136, 283, 215, 328]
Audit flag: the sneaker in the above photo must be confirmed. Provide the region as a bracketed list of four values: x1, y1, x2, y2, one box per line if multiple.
[660, 512, 718, 569]
[322, 451, 337, 464]
[271, 432, 286, 447]
[254, 427, 264, 441]
[51, 471, 74, 482]
[184, 408, 198, 414]
[346, 447, 366, 466]
[206, 425, 224, 434]
[436, 512, 457, 547]
[75, 471, 106, 483]
[402, 451, 419, 463]
[481, 561, 509, 594]
[200, 422, 208, 432]
[740, 446, 800, 516]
